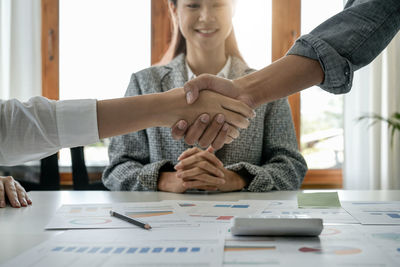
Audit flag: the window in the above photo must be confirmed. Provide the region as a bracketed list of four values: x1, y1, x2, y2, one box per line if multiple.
[300, 0, 344, 169]
[58, 0, 151, 166]
[41, 0, 345, 187]
[233, 0, 272, 69]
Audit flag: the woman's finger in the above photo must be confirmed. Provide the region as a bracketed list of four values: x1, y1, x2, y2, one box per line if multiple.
[178, 147, 202, 161]
[175, 150, 223, 170]
[182, 174, 225, 186]
[177, 163, 224, 179]
[182, 179, 223, 189]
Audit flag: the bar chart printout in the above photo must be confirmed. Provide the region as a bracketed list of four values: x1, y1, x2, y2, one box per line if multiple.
[45, 202, 192, 229]
[1, 228, 225, 267]
[342, 201, 400, 224]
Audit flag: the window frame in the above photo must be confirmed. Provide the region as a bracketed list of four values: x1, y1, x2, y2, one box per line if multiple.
[41, 0, 342, 188]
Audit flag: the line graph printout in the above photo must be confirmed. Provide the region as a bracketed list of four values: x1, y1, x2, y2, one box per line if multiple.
[46, 202, 194, 230]
[2, 228, 225, 267]
[342, 201, 400, 225]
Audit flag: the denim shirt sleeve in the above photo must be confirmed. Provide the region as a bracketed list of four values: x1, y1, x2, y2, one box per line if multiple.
[287, 0, 400, 94]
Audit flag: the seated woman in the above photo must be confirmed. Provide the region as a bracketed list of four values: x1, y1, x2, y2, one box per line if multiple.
[102, 0, 307, 192]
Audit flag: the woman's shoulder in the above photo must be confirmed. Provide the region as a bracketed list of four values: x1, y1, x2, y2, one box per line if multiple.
[128, 54, 186, 94]
[131, 64, 172, 84]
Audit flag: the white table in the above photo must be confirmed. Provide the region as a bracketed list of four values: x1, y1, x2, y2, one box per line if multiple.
[1, 190, 400, 264]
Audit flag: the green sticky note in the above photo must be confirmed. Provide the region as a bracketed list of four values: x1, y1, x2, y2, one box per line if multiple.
[297, 192, 341, 208]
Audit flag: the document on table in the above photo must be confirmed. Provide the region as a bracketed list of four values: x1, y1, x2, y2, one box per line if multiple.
[342, 201, 400, 225]
[242, 200, 358, 224]
[163, 200, 265, 225]
[223, 225, 399, 267]
[46, 202, 195, 230]
[2, 227, 226, 267]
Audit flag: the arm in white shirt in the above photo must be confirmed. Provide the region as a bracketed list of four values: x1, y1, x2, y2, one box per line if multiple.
[0, 89, 253, 166]
[0, 96, 98, 166]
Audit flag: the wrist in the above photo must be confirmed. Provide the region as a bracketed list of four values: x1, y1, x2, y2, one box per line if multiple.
[233, 77, 259, 109]
[158, 172, 174, 191]
[158, 88, 188, 127]
[225, 170, 246, 191]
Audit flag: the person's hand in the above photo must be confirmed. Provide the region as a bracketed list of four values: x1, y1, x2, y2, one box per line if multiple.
[171, 114, 239, 150]
[184, 74, 256, 108]
[0, 176, 32, 208]
[174, 147, 246, 192]
[168, 87, 253, 150]
[157, 172, 187, 193]
[170, 75, 255, 150]
[166, 88, 254, 130]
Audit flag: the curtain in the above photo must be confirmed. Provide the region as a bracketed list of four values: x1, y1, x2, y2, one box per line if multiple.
[0, 0, 41, 101]
[344, 33, 400, 189]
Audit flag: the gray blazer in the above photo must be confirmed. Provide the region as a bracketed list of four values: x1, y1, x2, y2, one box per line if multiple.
[102, 54, 307, 192]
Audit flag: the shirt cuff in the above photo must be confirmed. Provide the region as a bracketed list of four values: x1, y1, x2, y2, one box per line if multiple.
[287, 34, 354, 94]
[56, 99, 100, 148]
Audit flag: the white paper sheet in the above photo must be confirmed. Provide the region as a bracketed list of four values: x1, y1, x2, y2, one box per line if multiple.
[2, 227, 226, 267]
[223, 225, 399, 266]
[241, 200, 359, 224]
[356, 225, 400, 263]
[46, 202, 195, 230]
[163, 200, 265, 225]
[342, 201, 400, 225]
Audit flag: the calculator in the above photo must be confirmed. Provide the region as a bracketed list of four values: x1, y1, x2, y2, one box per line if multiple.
[230, 217, 323, 236]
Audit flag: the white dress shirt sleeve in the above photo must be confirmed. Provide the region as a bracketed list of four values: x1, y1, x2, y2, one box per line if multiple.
[0, 96, 99, 166]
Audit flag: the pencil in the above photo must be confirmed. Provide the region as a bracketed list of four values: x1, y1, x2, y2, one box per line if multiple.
[110, 210, 152, 230]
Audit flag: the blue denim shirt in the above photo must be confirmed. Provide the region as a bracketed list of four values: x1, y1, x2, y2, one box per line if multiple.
[287, 0, 400, 94]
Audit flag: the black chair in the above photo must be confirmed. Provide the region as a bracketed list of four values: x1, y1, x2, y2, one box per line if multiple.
[70, 147, 108, 190]
[16, 153, 60, 191]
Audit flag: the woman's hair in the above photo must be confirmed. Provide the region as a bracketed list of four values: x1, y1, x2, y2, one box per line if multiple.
[157, 0, 244, 65]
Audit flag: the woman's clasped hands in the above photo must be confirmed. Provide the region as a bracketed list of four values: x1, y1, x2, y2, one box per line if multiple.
[157, 147, 246, 193]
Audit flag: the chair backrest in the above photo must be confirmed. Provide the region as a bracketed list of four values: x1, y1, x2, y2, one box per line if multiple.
[40, 153, 60, 190]
[16, 153, 60, 191]
[70, 147, 108, 190]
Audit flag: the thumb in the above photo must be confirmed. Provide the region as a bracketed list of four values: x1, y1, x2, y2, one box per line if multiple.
[184, 74, 236, 104]
[184, 74, 211, 104]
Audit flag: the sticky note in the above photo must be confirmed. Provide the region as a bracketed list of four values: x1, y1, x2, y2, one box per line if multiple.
[297, 192, 341, 208]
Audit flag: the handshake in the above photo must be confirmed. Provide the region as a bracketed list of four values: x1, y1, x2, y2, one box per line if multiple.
[166, 74, 256, 150]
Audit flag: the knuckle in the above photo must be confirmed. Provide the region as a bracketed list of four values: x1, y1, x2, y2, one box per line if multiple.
[5, 176, 14, 183]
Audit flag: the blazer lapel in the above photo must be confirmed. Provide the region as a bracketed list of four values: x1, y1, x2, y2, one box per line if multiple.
[160, 54, 188, 92]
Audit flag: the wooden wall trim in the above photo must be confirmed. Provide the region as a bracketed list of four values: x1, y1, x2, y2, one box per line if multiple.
[272, 0, 301, 144]
[301, 169, 343, 189]
[41, 0, 59, 100]
[151, 0, 172, 65]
